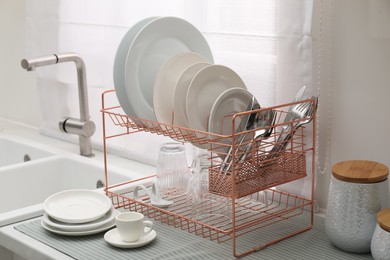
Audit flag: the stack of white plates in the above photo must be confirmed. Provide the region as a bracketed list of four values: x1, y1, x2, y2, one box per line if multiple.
[114, 16, 257, 151]
[41, 189, 117, 236]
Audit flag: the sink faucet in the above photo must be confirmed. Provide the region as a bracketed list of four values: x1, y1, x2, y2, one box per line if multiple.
[21, 53, 96, 157]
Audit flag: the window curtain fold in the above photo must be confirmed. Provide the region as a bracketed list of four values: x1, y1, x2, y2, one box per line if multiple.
[26, 0, 314, 196]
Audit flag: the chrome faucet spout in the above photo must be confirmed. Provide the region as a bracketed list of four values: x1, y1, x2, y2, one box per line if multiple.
[21, 53, 95, 157]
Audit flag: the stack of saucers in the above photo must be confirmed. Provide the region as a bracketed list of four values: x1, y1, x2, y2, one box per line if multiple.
[41, 189, 117, 236]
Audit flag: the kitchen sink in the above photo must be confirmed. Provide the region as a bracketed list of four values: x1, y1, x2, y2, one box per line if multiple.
[0, 137, 55, 167]
[0, 155, 137, 227]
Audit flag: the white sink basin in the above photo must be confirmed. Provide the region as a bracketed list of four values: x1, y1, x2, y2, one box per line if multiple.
[0, 155, 136, 227]
[0, 137, 55, 167]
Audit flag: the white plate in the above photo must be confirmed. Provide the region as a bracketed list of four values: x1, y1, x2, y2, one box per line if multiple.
[154, 52, 209, 125]
[125, 16, 214, 121]
[104, 228, 157, 249]
[41, 219, 115, 236]
[209, 88, 254, 136]
[208, 88, 253, 154]
[114, 17, 158, 117]
[44, 189, 112, 224]
[186, 64, 247, 132]
[42, 207, 118, 232]
[173, 62, 209, 128]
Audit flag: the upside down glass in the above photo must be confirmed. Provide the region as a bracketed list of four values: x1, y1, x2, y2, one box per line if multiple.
[156, 142, 189, 197]
[187, 152, 231, 225]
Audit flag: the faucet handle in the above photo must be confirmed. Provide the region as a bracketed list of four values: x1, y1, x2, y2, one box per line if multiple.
[59, 117, 96, 137]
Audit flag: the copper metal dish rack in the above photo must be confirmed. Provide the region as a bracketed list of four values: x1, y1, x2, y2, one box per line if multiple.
[101, 89, 316, 258]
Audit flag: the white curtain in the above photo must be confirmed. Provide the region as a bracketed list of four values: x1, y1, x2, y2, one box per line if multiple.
[26, 0, 314, 196]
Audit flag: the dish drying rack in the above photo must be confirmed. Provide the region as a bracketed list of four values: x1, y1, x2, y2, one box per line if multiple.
[101, 89, 316, 258]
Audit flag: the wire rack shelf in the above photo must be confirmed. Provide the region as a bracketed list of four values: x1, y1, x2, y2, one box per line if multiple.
[101, 89, 316, 257]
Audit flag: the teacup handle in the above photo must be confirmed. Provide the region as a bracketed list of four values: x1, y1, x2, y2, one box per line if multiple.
[143, 220, 154, 236]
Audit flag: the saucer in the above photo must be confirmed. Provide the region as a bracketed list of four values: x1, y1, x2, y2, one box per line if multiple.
[104, 228, 156, 248]
[44, 189, 112, 224]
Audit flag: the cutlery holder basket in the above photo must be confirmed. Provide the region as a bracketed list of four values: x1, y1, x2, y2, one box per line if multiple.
[101, 90, 316, 258]
[209, 152, 307, 198]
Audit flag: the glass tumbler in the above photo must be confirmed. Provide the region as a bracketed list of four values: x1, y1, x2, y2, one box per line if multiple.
[188, 152, 231, 225]
[156, 142, 189, 197]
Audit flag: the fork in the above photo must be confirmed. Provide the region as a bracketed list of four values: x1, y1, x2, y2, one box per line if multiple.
[268, 97, 317, 157]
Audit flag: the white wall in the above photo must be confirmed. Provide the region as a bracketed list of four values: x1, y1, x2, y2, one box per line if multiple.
[333, 0, 390, 165]
[0, 0, 41, 127]
[1, 0, 390, 210]
[315, 0, 390, 209]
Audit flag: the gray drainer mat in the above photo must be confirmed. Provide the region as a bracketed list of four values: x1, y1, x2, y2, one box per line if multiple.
[15, 215, 372, 260]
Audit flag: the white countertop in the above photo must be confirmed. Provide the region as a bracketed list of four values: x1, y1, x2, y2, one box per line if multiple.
[0, 118, 329, 260]
[0, 217, 73, 260]
[0, 118, 155, 260]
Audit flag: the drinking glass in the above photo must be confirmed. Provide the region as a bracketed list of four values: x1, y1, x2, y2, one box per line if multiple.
[156, 142, 189, 197]
[188, 151, 231, 225]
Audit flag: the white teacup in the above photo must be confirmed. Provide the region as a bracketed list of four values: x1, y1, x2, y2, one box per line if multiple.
[115, 212, 154, 242]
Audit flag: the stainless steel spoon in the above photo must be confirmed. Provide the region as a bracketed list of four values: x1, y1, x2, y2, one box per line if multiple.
[237, 109, 277, 164]
[220, 96, 260, 173]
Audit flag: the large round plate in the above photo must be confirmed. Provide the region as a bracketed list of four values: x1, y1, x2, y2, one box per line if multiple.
[153, 52, 208, 125]
[41, 219, 115, 236]
[42, 207, 118, 232]
[173, 62, 209, 128]
[43, 189, 112, 224]
[186, 64, 247, 132]
[125, 17, 214, 121]
[209, 88, 253, 154]
[114, 17, 158, 117]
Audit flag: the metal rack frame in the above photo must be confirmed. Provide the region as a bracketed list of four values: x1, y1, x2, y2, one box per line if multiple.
[101, 89, 316, 257]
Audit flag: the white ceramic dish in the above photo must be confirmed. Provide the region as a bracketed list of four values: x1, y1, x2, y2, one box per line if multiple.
[125, 16, 214, 121]
[41, 219, 115, 236]
[186, 64, 247, 132]
[209, 88, 253, 136]
[114, 17, 158, 117]
[43, 189, 112, 224]
[104, 228, 157, 248]
[173, 62, 209, 128]
[154, 52, 208, 125]
[41, 207, 117, 232]
[208, 88, 253, 154]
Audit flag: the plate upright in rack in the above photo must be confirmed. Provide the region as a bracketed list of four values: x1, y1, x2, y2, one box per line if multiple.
[208, 87, 254, 154]
[124, 16, 214, 121]
[153, 52, 209, 125]
[173, 62, 209, 129]
[114, 17, 158, 117]
[186, 64, 247, 133]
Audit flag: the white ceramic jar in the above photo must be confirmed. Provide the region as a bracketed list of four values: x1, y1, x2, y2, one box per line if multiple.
[371, 209, 390, 260]
[325, 160, 389, 253]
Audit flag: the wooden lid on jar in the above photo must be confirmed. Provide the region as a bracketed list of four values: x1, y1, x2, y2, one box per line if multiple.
[377, 208, 390, 233]
[332, 160, 388, 183]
